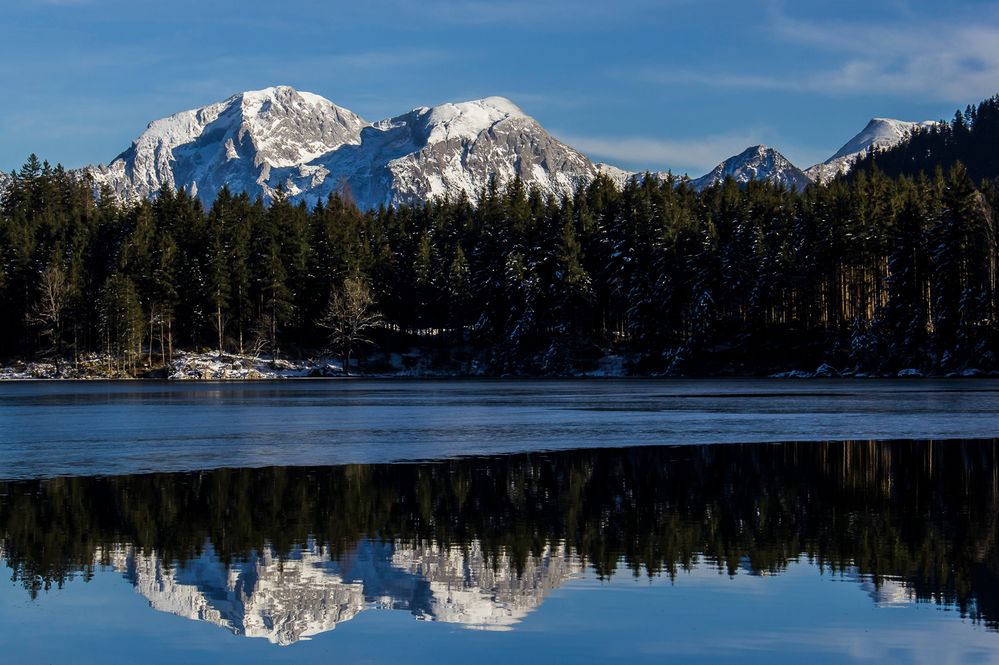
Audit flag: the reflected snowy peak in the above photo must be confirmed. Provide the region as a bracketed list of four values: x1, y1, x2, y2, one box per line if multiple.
[103, 539, 581, 643]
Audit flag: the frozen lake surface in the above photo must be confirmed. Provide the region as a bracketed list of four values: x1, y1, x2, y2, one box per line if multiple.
[1, 378, 999, 479]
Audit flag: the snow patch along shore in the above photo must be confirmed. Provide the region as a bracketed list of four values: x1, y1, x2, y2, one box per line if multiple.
[0, 352, 345, 380]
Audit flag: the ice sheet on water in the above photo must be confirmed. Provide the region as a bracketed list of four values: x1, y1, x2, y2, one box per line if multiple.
[1, 379, 998, 480]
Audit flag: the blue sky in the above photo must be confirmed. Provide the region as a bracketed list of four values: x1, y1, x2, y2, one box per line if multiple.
[3, 0, 999, 176]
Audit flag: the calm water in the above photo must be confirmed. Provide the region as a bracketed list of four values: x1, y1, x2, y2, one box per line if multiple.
[2, 380, 999, 664]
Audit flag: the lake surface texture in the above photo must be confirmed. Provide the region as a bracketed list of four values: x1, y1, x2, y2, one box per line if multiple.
[2, 379, 999, 664]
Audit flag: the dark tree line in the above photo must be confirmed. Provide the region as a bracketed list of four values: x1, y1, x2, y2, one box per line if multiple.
[2, 138, 997, 375]
[2, 440, 998, 628]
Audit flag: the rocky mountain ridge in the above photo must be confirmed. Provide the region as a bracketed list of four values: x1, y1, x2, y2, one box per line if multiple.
[20, 85, 940, 206]
[691, 144, 812, 191]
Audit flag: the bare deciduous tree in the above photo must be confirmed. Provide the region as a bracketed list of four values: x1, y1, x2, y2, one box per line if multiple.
[29, 265, 71, 358]
[319, 277, 383, 375]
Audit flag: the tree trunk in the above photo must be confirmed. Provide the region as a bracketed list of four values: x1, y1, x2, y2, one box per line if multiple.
[238, 285, 245, 355]
[148, 308, 154, 367]
[217, 302, 223, 358]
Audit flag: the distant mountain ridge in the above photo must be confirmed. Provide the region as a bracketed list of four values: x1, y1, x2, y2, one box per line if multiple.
[25, 85, 945, 206]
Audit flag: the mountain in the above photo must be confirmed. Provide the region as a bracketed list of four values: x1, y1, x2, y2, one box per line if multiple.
[88, 87, 606, 210]
[0, 170, 9, 198]
[691, 145, 812, 191]
[805, 118, 939, 183]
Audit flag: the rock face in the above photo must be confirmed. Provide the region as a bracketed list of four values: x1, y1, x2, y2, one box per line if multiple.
[102, 538, 582, 643]
[88, 87, 606, 210]
[805, 118, 939, 183]
[691, 144, 812, 191]
[88, 86, 368, 205]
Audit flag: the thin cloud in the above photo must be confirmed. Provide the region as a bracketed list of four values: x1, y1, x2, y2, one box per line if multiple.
[554, 129, 771, 175]
[639, 6, 999, 104]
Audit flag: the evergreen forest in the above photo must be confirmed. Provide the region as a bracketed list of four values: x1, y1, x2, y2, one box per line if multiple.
[2, 97, 999, 376]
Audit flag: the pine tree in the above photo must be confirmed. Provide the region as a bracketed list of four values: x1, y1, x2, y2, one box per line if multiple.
[884, 185, 929, 369]
[207, 192, 232, 357]
[931, 164, 996, 369]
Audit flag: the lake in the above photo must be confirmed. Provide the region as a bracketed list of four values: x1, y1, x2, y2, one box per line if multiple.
[1, 379, 998, 664]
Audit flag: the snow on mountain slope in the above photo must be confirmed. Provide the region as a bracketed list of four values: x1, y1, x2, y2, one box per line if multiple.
[87, 88, 611, 210]
[805, 118, 939, 183]
[88, 86, 368, 203]
[0, 170, 9, 199]
[254, 95, 604, 209]
[595, 162, 635, 189]
[692, 145, 812, 191]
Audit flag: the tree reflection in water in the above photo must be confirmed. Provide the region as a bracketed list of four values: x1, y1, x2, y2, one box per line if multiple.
[1, 439, 997, 640]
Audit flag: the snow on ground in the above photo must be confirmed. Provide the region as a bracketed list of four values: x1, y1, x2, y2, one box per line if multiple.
[167, 352, 331, 380]
[0, 352, 345, 381]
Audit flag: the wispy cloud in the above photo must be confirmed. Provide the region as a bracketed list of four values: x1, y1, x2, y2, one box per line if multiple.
[639, 4, 999, 103]
[554, 129, 771, 175]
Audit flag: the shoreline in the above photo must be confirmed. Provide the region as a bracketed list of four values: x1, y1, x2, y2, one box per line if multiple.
[3, 350, 997, 382]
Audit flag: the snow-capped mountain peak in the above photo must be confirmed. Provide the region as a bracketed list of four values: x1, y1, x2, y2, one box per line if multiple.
[87, 87, 603, 209]
[89, 86, 369, 203]
[805, 117, 939, 183]
[417, 96, 527, 142]
[691, 144, 812, 191]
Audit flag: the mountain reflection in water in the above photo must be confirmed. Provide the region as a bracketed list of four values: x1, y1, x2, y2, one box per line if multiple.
[1, 440, 997, 644]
